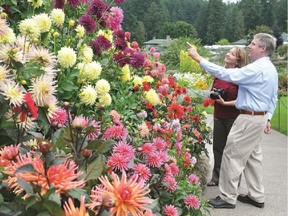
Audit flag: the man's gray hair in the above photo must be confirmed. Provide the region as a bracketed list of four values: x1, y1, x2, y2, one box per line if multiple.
[254, 33, 277, 57]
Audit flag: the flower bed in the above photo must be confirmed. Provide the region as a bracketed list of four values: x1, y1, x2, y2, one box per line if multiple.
[0, 1, 212, 215]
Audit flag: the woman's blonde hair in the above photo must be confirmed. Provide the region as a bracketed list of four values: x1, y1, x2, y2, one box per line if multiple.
[235, 47, 248, 68]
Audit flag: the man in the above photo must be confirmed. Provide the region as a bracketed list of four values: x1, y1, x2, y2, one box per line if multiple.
[187, 33, 278, 209]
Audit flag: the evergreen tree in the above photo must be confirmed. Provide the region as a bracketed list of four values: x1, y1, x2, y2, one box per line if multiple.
[205, 0, 225, 45]
[275, 0, 287, 32]
[133, 21, 146, 45]
[195, 3, 208, 43]
[260, 0, 276, 28]
[239, 0, 262, 33]
[144, 2, 169, 39]
[224, 6, 245, 43]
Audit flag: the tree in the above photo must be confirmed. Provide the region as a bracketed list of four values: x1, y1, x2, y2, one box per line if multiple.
[195, 3, 209, 43]
[205, 0, 225, 45]
[133, 21, 146, 45]
[224, 6, 245, 43]
[144, 2, 169, 39]
[275, 0, 288, 32]
[239, 0, 262, 33]
[172, 21, 198, 38]
[260, 0, 276, 28]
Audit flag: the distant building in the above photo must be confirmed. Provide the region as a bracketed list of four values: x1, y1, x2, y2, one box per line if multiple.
[143, 35, 172, 52]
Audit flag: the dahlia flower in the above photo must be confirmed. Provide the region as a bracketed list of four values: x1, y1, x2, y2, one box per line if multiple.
[33, 13, 52, 33]
[79, 85, 97, 106]
[0, 65, 10, 82]
[107, 153, 130, 171]
[188, 174, 199, 184]
[28, 0, 43, 8]
[164, 205, 178, 216]
[80, 45, 93, 63]
[0, 144, 20, 167]
[29, 74, 57, 106]
[97, 93, 112, 107]
[92, 171, 152, 215]
[121, 64, 131, 82]
[95, 79, 110, 95]
[75, 24, 85, 38]
[133, 163, 151, 182]
[0, 81, 24, 106]
[102, 124, 128, 141]
[19, 18, 40, 38]
[50, 9, 65, 27]
[145, 89, 160, 106]
[64, 196, 89, 216]
[184, 195, 200, 209]
[57, 47, 77, 68]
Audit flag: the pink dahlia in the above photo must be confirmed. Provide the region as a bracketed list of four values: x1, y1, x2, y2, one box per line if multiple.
[162, 175, 177, 192]
[184, 195, 200, 209]
[153, 137, 167, 151]
[164, 205, 178, 216]
[140, 142, 156, 156]
[49, 107, 68, 126]
[107, 153, 130, 171]
[113, 141, 135, 160]
[102, 125, 128, 141]
[133, 163, 151, 182]
[188, 174, 199, 184]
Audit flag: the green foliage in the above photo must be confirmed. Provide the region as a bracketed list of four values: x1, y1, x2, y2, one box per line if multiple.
[215, 38, 230, 45]
[161, 37, 209, 70]
[276, 44, 288, 59]
[271, 96, 287, 135]
[245, 25, 273, 45]
[180, 50, 203, 74]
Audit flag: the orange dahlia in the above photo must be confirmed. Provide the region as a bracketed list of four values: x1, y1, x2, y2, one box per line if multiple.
[64, 195, 89, 216]
[91, 171, 152, 215]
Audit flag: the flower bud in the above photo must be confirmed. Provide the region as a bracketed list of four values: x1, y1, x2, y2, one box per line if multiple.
[53, 32, 59, 38]
[81, 149, 92, 158]
[20, 80, 27, 85]
[69, 20, 75, 27]
[39, 140, 52, 154]
[63, 102, 70, 110]
[103, 196, 115, 208]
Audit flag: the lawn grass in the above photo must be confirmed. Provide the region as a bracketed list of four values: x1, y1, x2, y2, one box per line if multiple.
[271, 96, 287, 135]
[204, 96, 287, 135]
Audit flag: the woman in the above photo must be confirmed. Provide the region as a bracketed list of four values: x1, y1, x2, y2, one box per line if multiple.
[207, 46, 248, 186]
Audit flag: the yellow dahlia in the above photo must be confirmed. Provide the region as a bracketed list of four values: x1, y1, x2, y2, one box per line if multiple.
[78, 61, 102, 83]
[50, 9, 65, 27]
[145, 89, 160, 105]
[29, 74, 57, 106]
[75, 25, 85, 38]
[19, 18, 40, 38]
[95, 79, 110, 95]
[121, 64, 131, 82]
[28, 0, 43, 8]
[132, 75, 143, 87]
[57, 47, 77, 68]
[92, 171, 152, 216]
[97, 29, 113, 42]
[97, 93, 111, 107]
[33, 13, 52, 33]
[80, 45, 93, 63]
[142, 75, 154, 83]
[0, 81, 24, 106]
[79, 85, 97, 106]
[0, 28, 16, 44]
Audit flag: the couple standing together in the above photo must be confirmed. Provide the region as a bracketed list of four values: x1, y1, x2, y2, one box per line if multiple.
[187, 33, 278, 209]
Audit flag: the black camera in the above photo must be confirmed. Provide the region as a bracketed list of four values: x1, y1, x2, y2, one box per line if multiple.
[210, 88, 227, 100]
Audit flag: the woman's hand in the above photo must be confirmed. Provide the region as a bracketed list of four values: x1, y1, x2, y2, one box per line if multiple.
[187, 42, 202, 63]
[215, 95, 236, 106]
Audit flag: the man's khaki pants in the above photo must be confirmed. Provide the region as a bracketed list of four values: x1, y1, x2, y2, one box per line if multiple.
[219, 114, 267, 204]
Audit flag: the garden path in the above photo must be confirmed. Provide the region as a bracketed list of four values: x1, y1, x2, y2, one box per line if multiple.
[203, 114, 287, 216]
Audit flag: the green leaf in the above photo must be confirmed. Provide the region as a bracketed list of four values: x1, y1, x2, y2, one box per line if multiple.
[37, 211, 52, 216]
[52, 128, 72, 150]
[17, 178, 33, 194]
[67, 188, 87, 200]
[85, 156, 104, 181]
[15, 164, 37, 174]
[86, 140, 115, 153]
[144, 198, 159, 210]
[43, 200, 64, 216]
[49, 193, 61, 206]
